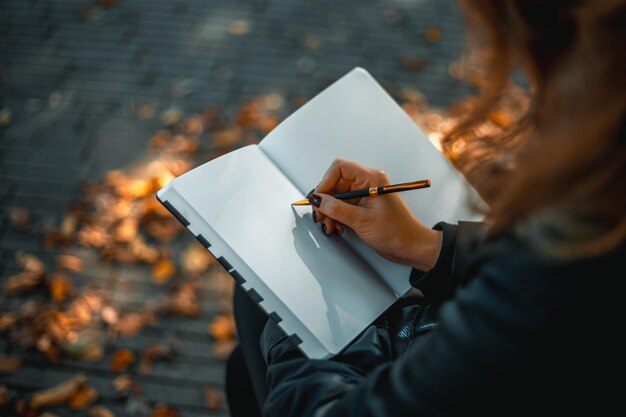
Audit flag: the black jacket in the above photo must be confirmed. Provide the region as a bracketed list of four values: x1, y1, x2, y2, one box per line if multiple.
[259, 221, 622, 416]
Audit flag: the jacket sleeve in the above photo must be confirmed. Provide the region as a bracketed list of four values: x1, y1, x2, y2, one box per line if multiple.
[409, 221, 488, 303]
[261, 233, 540, 417]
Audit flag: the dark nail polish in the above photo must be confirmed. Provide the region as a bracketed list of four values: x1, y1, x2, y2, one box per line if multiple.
[312, 211, 318, 223]
[321, 223, 327, 234]
[334, 228, 341, 237]
[308, 193, 322, 208]
[306, 188, 315, 198]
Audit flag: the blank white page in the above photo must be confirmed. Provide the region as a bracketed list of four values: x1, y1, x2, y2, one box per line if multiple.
[260, 67, 483, 295]
[169, 144, 397, 355]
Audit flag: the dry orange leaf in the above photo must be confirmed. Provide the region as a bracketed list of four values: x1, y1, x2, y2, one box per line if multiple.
[138, 104, 155, 120]
[69, 384, 99, 411]
[0, 312, 16, 332]
[0, 356, 21, 375]
[204, 387, 224, 411]
[48, 273, 75, 303]
[115, 313, 146, 337]
[149, 403, 181, 417]
[400, 57, 426, 71]
[111, 349, 136, 373]
[211, 126, 242, 148]
[180, 243, 213, 275]
[138, 342, 176, 375]
[8, 208, 30, 230]
[31, 373, 87, 409]
[89, 406, 115, 417]
[425, 27, 442, 43]
[16, 252, 45, 275]
[184, 115, 204, 136]
[152, 259, 176, 284]
[160, 283, 200, 317]
[114, 218, 139, 243]
[2, 271, 43, 296]
[208, 313, 236, 341]
[212, 340, 236, 360]
[78, 344, 105, 362]
[56, 254, 84, 272]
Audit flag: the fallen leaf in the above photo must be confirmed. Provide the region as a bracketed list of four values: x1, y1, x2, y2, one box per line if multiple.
[17, 252, 45, 275]
[152, 259, 176, 284]
[8, 208, 30, 230]
[149, 403, 181, 417]
[153, 284, 200, 317]
[138, 342, 177, 375]
[101, 306, 119, 326]
[114, 218, 139, 243]
[204, 387, 224, 411]
[56, 255, 83, 272]
[212, 340, 236, 360]
[144, 219, 182, 242]
[180, 243, 214, 275]
[89, 406, 115, 417]
[113, 374, 134, 394]
[69, 384, 99, 411]
[77, 225, 109, 248]
[31, 373, 87, 409]
[36, 334, 62, 363]
[115, 313, 146, 337]
[208, 313, 236, 341]
[211, 126, 242, 148]
[77, 344, 105, 362]
[3, 271, 44, 296]
[184, 115, 204, 136]
[111, 349, 136, 373]
[138, 104, 155, 120]
[0, 356, 21, 374]
[48, 273, 75, 303]
[0, 312, 17, 332]
[149, 130, 171, 150]
[425, 27, 442, 43]
[400, 57, 426, 71]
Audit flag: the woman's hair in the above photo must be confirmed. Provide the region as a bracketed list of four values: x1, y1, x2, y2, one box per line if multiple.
[445, 0, 626, 256]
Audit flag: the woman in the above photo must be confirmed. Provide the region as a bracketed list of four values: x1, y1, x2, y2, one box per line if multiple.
[226, 1, 626, 416]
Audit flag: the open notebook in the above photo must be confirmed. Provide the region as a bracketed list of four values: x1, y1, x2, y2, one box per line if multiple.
[157, 67, 483, 359]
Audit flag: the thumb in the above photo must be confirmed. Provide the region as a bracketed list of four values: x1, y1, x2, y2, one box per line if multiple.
[314, 193, 365, 228]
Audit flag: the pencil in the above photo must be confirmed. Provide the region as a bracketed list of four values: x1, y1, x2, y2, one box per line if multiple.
[291, 179, 431, 206]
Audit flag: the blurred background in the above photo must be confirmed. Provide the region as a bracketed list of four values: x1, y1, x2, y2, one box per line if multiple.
[0, 0, 480, 416]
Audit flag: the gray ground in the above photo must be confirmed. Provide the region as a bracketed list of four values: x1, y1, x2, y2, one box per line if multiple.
[0, 0, 472, 416]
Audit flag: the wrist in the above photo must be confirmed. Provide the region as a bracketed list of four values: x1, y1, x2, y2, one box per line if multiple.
[406, 225, 443, 272]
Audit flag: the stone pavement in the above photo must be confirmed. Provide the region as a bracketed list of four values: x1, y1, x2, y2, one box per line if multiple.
[0, 0, 473, 416]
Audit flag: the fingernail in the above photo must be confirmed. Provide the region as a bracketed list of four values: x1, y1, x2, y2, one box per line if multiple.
[333, 228, 340, 237]
[308, 193, 322, 208]
[321, 223, 327, 234]
[312, 211, 318, 223]
[306, 188, 315, 198]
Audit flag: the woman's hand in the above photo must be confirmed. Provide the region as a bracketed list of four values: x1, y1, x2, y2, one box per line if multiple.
[308, 158, 442, 271]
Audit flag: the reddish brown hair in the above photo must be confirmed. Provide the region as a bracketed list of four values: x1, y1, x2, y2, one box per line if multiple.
[446, 0, 626, 255]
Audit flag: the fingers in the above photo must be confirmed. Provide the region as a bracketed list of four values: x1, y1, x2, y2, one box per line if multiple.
[312, 209, 344, 237]
[310, 193, 365, 230]
[316, 158, 388, 195]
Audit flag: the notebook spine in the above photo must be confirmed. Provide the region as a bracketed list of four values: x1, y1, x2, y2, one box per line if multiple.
[156, 194, 302, 347]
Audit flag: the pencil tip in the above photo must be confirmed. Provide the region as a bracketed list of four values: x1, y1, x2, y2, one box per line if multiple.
[291, 199, 311, 206]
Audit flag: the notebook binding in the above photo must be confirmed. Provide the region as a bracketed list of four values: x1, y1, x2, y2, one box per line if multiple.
[158, 195, 303, 353]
